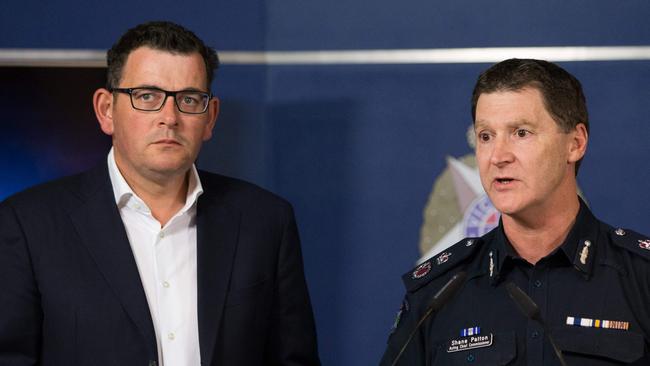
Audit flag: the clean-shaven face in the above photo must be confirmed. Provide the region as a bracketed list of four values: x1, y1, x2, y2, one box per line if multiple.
[474, 87, 576, 218]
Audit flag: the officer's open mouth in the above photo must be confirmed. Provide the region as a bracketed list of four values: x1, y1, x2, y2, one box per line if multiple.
[496, 178, 514, 183]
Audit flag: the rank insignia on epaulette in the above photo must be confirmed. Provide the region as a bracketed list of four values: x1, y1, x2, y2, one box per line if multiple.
[436, 252, 452, 265]
[610, 228, 650, 259]
[412, 261, 432, 279]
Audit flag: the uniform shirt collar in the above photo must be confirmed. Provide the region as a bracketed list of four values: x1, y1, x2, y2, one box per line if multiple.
[106, 147, 204, 215]
[490, 197, 599, 284]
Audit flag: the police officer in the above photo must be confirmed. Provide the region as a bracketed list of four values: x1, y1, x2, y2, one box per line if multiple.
[380, 59, 650, 365]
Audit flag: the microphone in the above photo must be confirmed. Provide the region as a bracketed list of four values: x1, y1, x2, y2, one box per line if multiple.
[390, 271, 467, 366]
[505, 282, 568, 366]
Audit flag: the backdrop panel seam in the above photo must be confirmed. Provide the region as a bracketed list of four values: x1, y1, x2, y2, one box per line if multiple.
[1, 46, 649, 67]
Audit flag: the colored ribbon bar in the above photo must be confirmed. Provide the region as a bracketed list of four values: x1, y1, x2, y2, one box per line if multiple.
[566, 316, 629, 330]
[460, 326, 481, 337]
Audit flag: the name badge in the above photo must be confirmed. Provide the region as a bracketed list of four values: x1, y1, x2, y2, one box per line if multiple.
[446, 333, 493, 353]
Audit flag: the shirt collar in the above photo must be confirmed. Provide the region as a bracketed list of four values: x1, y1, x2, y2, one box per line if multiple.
[106, 147, 204, 215]
[489, 197, 600, 284]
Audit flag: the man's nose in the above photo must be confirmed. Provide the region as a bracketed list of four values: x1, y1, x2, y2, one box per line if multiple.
[157, 95, 180, 126]
[490, 136, 515, 166]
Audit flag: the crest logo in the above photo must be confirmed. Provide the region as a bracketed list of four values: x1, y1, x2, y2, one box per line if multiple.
[418, 150, 499, 263]
[463, 195, 500, 238]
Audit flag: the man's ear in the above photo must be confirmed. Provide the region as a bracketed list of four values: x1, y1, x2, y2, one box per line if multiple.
[202, 97, 220, 141]
[568, 123, 588, 164]
[94, 88, 115, 135]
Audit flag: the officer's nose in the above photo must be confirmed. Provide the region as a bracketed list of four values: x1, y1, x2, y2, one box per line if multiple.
[490, 136, 515, 167]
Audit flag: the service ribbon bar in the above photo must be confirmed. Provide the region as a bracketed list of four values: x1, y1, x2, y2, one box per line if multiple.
[566, 316, 629, 330]
[460, 326, 481, 337]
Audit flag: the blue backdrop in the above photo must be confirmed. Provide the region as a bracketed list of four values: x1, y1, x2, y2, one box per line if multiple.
[1, 2, 649, 365]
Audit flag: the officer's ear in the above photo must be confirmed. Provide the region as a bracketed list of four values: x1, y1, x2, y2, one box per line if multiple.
[567, 123, 588, 164]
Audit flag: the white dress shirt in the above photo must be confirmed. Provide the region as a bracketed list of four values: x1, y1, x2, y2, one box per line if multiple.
[107, 148, 202, 366]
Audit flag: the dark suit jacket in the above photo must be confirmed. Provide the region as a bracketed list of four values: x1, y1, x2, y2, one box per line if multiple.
[0, 163, 320, 366]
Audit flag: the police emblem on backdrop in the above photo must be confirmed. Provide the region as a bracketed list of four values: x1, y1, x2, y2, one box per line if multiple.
[418, 126, 499, 263]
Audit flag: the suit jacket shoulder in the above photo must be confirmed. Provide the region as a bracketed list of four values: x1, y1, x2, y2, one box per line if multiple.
[3, 164, 110, 212]
[197, 170, 294, 214]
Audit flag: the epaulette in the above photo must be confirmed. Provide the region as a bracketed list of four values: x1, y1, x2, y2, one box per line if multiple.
[402, 237, 483, 293]
[609, 227, 650, 261]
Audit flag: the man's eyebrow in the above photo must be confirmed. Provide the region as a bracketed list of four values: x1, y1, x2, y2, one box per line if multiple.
[130, 85, 208, 92]
[474, 119, 535, 130]
[474, 120, 490, 131]
[507, 119, 536, 129]
[130, 84, 162, 89]
[181, 87, 209, 93]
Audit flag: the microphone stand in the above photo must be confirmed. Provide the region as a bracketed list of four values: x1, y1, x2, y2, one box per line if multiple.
[390, 271, 467, 366]
[505, 282, 568, 366]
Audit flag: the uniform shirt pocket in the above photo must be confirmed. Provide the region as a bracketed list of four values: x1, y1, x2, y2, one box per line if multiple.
[552, 326, 644, 363]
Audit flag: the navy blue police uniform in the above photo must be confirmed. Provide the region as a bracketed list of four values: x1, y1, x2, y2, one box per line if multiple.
[380, 199, 650, 365]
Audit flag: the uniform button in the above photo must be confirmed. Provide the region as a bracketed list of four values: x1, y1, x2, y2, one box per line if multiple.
[534, 280, 542, 288]
[466, 353, 475, 362]
[159, 231, 165, 238]
[168, 332, 175, 340]
[163, 281, 170, 288]
[531, 331, 540, 339]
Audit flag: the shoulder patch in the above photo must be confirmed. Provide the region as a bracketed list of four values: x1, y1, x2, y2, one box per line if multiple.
[609, 227, 650, 261]
[402, 238, 482, 293]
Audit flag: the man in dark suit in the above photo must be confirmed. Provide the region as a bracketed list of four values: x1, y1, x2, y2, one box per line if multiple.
[0, 21, 320, 366]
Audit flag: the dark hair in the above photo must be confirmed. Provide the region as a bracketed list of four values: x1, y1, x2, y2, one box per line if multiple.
[106, 21, 219, 90]
[471, 58, 589, 175]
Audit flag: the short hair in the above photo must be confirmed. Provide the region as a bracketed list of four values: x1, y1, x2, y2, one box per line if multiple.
[106, 21, 219, 90]
[471, 58, 589, 175]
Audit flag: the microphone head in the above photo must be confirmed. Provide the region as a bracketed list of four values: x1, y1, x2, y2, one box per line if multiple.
[505, 282, 541, 322]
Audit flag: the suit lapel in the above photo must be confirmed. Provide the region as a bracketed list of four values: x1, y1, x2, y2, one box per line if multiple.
[196, 192, 241, 366]
[68, 165, 157, 359]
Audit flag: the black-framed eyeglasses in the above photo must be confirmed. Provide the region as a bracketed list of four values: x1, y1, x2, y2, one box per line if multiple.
[111, 87, 212, 114]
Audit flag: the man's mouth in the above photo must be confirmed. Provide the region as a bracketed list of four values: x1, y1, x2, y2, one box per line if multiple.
[495, 178, 514, 184]
[154, 139, 181, 145]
